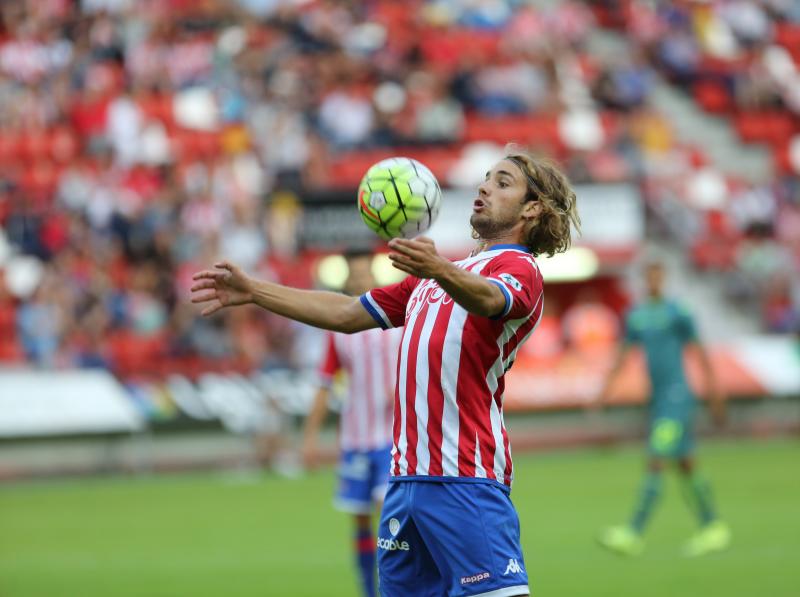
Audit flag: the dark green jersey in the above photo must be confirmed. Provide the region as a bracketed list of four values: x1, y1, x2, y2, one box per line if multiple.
[624, 299, 699, 407]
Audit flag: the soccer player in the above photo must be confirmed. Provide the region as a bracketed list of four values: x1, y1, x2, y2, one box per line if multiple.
[191, 150, 579, 597]
[595, 260, 731, 557]
[302, 251, 401, 597]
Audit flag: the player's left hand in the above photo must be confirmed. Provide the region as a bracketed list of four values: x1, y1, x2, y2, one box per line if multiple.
[388, 237, 448, 279]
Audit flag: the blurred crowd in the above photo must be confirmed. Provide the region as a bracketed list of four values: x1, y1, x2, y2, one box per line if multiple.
[598, 0, 800, 333]
[0, 0, 798, 374]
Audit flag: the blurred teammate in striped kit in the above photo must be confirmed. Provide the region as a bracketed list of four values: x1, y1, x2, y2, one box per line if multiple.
[302, 250, 401, 597]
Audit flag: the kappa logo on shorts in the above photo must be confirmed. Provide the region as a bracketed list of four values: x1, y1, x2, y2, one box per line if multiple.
[503, 558, 524, 575]
[460, 572, 490, 585]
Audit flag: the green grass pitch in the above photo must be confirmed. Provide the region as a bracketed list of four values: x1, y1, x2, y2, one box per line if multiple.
[1, 439, 798, 597]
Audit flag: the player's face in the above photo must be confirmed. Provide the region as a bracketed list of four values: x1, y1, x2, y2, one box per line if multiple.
[345, 255, 375, 296]
[471, 159, 537, 239]
[645, 264, 665, 296]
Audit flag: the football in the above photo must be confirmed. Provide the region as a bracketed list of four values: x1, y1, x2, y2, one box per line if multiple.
[357, 157, 442, 240]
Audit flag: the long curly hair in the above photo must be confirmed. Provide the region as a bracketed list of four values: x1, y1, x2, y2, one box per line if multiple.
[505, 148, 581, 257]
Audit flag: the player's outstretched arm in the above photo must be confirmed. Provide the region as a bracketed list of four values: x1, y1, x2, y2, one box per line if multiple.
[388, 237, 506, 318]
[191, 261, 378, 333]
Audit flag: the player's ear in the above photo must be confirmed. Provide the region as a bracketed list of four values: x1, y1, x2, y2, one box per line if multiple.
[521, 199, 542, 221]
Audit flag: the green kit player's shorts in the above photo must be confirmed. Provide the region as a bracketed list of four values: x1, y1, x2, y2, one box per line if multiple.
[647, 385, 696, 458]
[648, 414, 694, 458]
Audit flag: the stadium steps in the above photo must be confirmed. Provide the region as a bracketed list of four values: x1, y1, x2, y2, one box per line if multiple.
[586, 30, 761, 340]
[639, 238, 759, 341]
[586, 30, 773, 183]
[647, 84, 773, 183]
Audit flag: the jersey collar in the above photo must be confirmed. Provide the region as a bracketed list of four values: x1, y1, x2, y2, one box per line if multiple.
[485, 243, 531, 253]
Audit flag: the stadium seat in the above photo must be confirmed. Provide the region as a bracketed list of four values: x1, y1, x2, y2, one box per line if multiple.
[0, 304, 16, 333]
[464, 114, 561, 148]
[138, 94, 176, 128]
[693, 81, 733, 114]
[19, 130, 50, 161]
[690, 210, 741, 271]
[0, 301, 23, 362]
[108, 331, 168, 377]
[172, 130, 221, 161]
[775, 23, 800, 54]
[49, 126, 80, 163]
[0, 132, 21, 162]
[0, 338, 24, 362]
[735, 112, 796, 147]
[419, 28, 501, 68]
[775, 140, 796, 175]
[328, 147, 461, 188]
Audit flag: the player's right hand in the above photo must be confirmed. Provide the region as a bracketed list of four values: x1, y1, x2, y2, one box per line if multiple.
[190, 261, 254, 316]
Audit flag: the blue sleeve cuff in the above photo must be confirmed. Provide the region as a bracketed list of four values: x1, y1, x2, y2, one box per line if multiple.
[487, 279, 513, 320]
[360, 293, 391, 329]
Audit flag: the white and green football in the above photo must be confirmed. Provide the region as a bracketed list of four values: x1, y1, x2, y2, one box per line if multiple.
[357, 157, 442, 240]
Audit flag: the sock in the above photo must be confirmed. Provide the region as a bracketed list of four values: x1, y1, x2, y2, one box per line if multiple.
[355, 528, 376, 597]
[630, 472, 663, 533]
[680, 473, 717, 527]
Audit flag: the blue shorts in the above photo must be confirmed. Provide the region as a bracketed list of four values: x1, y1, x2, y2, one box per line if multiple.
[377, 480, 529, 597]
[334, 446, 392, 514]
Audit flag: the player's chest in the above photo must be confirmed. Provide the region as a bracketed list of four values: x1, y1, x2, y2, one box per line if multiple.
[406, 278, 454, 318]
[635, 308, 677, 337]
[405, 258, 490, 319]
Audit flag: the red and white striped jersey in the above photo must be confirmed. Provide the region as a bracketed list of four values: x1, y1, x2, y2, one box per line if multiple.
[319, 327, 401, 451]
[360, 244, 544, 489]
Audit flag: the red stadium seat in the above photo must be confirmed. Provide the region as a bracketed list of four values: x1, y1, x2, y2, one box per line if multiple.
[775, 23, 800, 52]
[0, 301, 23, 363]
[172, 130, 221, 161]
[18, 159, 59, 206]
[735, 112, 796, 147]
[108, 331, 168, 377]
[138, 94, 176, 128]
[419, 28, 501, 68]
[693, 81, 732, 114]
[19, 129, 50, 161]
[0, 338, 24, 362]
[775, 141, 796, 175]
[0, 304, 16, 333]
[690, 209, 742, 271]
[0, 132, 22, 161]
[327, 146, 461, 188]
[49, 125, 80, 163]
[464, 114, 561, 148]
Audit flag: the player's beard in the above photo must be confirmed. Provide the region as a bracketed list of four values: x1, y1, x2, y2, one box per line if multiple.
[470, 209, 518, 240]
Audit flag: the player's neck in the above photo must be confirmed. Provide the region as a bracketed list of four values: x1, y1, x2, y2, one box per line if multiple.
[476, 232, 527, 252]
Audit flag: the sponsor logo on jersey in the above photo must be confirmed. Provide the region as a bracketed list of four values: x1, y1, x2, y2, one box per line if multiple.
[503, 558, 524, 575]
[460, 572, 490, 585]
[499, 273, 523, 292]
[407, 279, 453, 318]
[377, 537, 410, 551]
